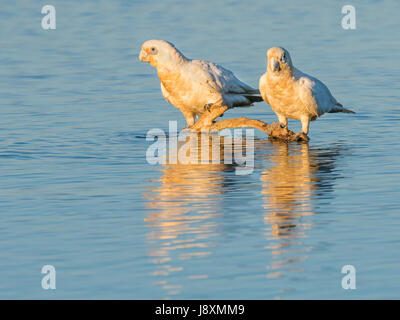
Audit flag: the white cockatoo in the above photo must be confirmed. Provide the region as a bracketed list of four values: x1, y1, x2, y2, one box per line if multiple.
[139, 40, 262, 127]
[259, 47, 355, 137]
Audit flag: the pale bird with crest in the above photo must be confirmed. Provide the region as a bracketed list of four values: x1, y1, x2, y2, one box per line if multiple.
[139, 40, 263, 128]
[259, 47, 355, 138]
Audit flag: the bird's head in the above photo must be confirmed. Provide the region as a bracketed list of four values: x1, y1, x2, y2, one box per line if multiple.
[266, 47, 293, 75]
[139, 40, 186, 69]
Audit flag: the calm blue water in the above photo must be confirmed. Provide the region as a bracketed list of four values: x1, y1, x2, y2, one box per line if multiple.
[0, 0, 399, 299]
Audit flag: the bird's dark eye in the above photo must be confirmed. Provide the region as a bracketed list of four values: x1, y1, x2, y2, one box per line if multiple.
[150, 47, 158, 55]
[280, 53, 287, 63]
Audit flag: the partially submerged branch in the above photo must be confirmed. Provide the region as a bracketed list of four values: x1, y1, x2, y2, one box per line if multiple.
[190, 103, 309, 142]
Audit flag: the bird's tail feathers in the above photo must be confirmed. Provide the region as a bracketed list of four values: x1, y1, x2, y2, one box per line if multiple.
[244, 94, 264, 104]
[245, 88, 261, 94]
[328, 103, 356, 114]
[226, 93, 263, 108]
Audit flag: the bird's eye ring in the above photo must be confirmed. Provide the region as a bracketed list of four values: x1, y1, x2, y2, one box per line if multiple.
[281, 53, 287, 63]
[150, 47, 158, 55]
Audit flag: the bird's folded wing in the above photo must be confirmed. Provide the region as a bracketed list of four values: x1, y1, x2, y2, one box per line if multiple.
[187, 60, 259, 94]
[298, 76, 321, 117]
[298, 70, 336, 115]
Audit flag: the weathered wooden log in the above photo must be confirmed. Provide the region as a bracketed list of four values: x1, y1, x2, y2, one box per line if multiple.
[190, 103, 309, 142]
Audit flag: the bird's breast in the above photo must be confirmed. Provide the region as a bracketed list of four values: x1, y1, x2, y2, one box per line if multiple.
[158, 70, 183, 93]
[265, 76, 307, 119]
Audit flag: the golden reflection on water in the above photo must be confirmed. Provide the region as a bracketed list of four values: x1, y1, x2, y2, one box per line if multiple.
[144, 133, 241, 297]
[261, 141, 339, 281]
[144, 133, 341, 297]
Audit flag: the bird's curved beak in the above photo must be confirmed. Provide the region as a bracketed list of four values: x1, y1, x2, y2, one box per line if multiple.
[139, 48, 149, 62]
[270, 57, 281, 72]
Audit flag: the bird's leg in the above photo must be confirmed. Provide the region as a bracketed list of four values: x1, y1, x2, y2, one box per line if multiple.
[182, 111, 195, 129]
[300, 117, 310, 135]
[294, 117, 310, 141]
[277, 114, 288, 131]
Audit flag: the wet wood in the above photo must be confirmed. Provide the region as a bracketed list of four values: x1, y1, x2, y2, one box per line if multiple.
[190, 102, 309, 142]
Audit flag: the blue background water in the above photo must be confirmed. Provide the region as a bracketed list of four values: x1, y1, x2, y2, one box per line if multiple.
[0, 0, 399, 299]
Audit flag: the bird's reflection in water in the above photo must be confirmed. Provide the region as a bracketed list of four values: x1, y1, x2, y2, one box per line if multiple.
[260, 141, 342, 281]
[144, 131, 343, 297]
[144, 132, 249, 297]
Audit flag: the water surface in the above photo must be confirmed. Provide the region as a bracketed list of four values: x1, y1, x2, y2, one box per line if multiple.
[0, 0, 399, 299]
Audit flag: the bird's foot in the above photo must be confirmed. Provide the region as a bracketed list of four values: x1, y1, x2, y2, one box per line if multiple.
[204, 103, 213, 112]
[279, 123, 288, 133]
[204, 103, 224, 117]
[293, 131, 310, 142]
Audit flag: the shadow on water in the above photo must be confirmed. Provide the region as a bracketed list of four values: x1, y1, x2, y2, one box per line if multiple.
[143, 133, 345, 297]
